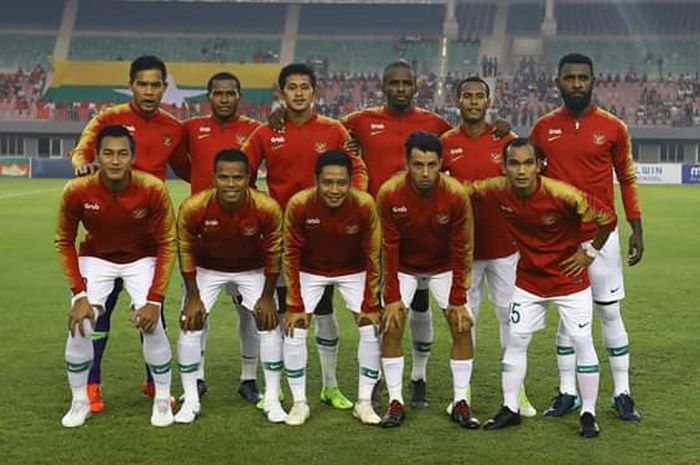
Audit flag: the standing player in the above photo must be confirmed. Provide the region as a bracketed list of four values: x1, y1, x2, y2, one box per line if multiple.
[441, 76, 535, 416]
[181, 71, 263, 403]
[175, 150, 285, 424]
[70, 55, 187, 412]
[377, 132, 478, 429]
[56, 125, 176, 428]
[282, 150, 382, 426]
[530, 53, 643, 421]
[475, 138, 616, 438]
[242, 63, 368, 411]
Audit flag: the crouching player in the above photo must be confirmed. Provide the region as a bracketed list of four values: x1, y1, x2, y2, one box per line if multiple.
[174, 149, 285, 424]
[376, 131, 478, 429]
[474, 138, 616, 438]
[56, 125, 176, 427]
[282, 150, 383, 426]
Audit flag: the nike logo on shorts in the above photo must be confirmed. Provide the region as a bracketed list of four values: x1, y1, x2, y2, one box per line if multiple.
[578, 322, 590, 329]
[610, 286, 621, 293]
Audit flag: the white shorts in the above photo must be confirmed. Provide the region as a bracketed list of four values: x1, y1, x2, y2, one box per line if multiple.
[584, 228, 625, 302]
[192, 267, 266, 313]
[74, 256, 156, 312]
[299, 271, 365, 314]
[508, 286, 593, 339]
[398, 271, 453, 310]
[468, 252, 518, 309]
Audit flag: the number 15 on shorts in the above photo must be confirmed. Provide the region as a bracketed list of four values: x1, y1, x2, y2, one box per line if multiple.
[509, 302, 521, 324]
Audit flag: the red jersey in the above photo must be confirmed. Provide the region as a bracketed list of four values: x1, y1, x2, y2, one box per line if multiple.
[470, 176, 617, 297]
[183, 114, 261, 195]
[55, 170, 176, 302]
[71, 102, 189, 182]
[377, 173, 473, 307]
[241, 113, 368, 210]
[177, 187, 282, 278]
[342, 106, 452, 196]
[442, 124, 517, 260]
[283, 187, 381, 314]
[530, 106, 641, 240]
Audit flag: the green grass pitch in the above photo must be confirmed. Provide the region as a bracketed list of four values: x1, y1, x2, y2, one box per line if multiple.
[0, 179, 698, 465]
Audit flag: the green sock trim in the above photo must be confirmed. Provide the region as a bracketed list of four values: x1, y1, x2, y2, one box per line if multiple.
[557, 346, 575, 355]
[315, 337, 338, 347]
[66, 360, 92, 373]
[576, 364, 600, 374]
[360, 367, 380, 380]
[413, 341, 432, 353]
[285, 367, 305, 378]
[263, 361, 283, 371]
[178, 362, 200, 374]
[91, 331, 109, 341]
[150, 361, 172, 375]
[607, 345, 629, 357]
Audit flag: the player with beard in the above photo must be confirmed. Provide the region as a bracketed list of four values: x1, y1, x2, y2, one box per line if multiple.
[530, 53, 643, 421]
[180, 72, 263, 404]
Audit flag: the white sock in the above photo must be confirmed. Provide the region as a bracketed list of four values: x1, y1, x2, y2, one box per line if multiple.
[409, 309, 432, 381]
[195, 320, 208, 381]
[450, 359, 472, 404]
[382, 356, 404, 405]
[357, 325, 380, 401]
[315, 313, 339, 389]
[259, 326, 283, 404]
[597, 301, 631, 395]
[142, 319, 172, 399]
[556, 320, 578, 395]
[284, 328, 308, 403]
[502, 333, 531, 412]
[238, 305, 260, 381]
[572, 335, 600, 415]
[177, 329, 202, 403]
[65, 317, 95, 400]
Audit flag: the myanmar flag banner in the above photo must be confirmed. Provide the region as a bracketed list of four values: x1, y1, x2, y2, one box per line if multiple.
[43, 60, 280, 105]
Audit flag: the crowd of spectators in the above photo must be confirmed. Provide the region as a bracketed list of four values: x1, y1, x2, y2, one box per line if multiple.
[2, 60, 700, 128]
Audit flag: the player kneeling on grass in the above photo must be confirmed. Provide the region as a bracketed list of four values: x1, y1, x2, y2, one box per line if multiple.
[282, 150, 383, 426]
[56, 125, 177, 428]
[376, 131, 478, 429]
[175, 149, 285, 424]
[472, 138, 616, 438]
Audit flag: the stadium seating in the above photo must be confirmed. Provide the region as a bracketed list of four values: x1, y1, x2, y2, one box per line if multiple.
[544, 38, 700, 74]
[69, 35, 282, 63]
[75, 1, 286, 33]
[298, 4, 443, 35]
[507, 3, 544, 35]
[456, 3, 496, 38]
[0, 0, 61, 29]
[0, 33, 54, 69]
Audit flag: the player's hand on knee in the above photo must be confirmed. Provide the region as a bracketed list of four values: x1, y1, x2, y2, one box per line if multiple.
[446, 304, 472, 334]
[254, 295, 278, 331]
[358, 310, 381, 336]
[180, 296, 206, 331]
[284, 312, 308, 338]
[132, 303, 161, 333]
[382, 301, 406, 335]
[68, 296, 95, 337]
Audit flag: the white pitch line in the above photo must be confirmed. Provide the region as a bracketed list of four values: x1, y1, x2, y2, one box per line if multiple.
[0, 187, 59, 201]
